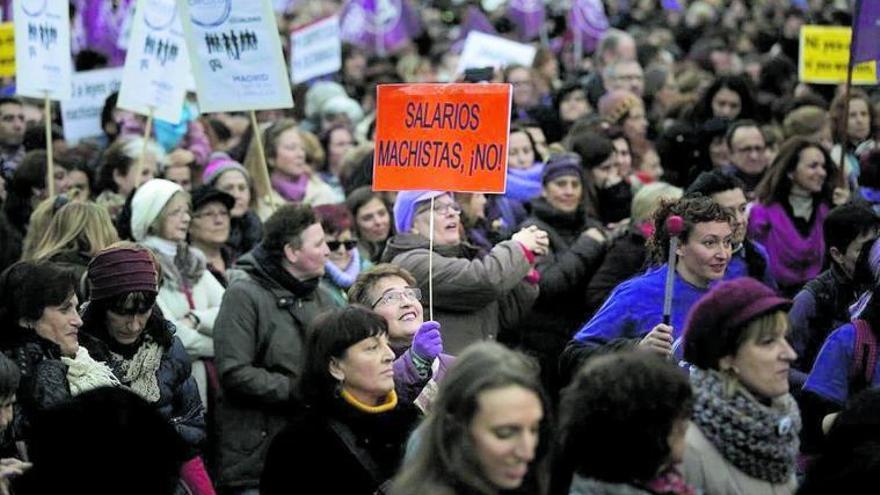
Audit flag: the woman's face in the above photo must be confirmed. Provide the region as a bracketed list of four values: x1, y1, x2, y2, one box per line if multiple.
[559, 89, 590, 123]
[460, 193, 487, 221]
[326, 228, 354, 271]
[273, 128, 308, 178]
[159, 193, 191, 243]
[355, 197, 391, 242]
[115, 156, 157, 197]
[68, 170, 91, 198]
[639, 149, 663, 180]
[189, 200, 231, 247]
[508, 131, 536, 170]
[709, 136, 730, 168]
[590, 155, 619, 189]
[368, 275, 423, 347]
[676, 221, 733, 287]
[214, 170, 251, 218]
[330, 333, 396, 405]
[53, 166, 70, 196]
[543, 175, 582, 213]
[106, 308, 152, 345]
[470, 385, 543, 490]
[411, 194, 461, 246]
[790, 146, 828, 194]
[720, 312, 797, 400]
[847, 98, 872, 142]
[31, 293, 81, 357]
[711, 87, 742, 120]
[611, 138, 632, 177]
[623, 103, 648, 141]
[327, 128, 355, 173]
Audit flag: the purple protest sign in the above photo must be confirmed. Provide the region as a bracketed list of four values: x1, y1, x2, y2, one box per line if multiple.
[507, 0, 545, 41]
[568, 0, 609, 50]
[852, 0, 880, 63]
[661, 0, 682, 11]
[339, 0, 421, 54]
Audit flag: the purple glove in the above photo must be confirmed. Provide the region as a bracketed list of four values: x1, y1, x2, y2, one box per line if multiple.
[411, 321, 443, 362]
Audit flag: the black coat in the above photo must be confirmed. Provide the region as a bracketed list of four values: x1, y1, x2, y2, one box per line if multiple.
[584, 228, 649, 316]
[516, 199, 606, 395]
[261, 398, 419, 495]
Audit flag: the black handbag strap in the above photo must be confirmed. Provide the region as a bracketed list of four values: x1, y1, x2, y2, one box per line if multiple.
[327, 418, 389, 494]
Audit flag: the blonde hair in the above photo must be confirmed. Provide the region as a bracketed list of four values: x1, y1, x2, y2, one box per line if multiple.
[299, 129, 324, 168]
[28, 201, 119, 262]
[631, 182, 682, 225]
[243, 118, 298, 201]
[20, 191, 87, 260]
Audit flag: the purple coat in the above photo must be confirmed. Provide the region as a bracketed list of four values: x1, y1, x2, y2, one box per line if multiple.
[392, 349, 454, 410]
[748, 202, 829, 290]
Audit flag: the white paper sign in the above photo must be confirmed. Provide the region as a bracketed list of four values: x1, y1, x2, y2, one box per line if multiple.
[290, 15, 341, 84]
[13, 0, 72, 100]
[61, 68, 124, 145]
[117, 0, 190, 124]
[456, 31, 537, 74]
[180, 0, 293, 113]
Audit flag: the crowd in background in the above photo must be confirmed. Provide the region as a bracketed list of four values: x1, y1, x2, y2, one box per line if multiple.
[0, 0, 879, 494]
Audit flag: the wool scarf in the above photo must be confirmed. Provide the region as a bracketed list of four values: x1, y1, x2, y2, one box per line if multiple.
[324, 248, 361, 289]
[689, 368, 800, 484]
[271, 171, 309, 202]
[142, 236, 206, 291]
[111, 335, 164, 403]
[61, 346, 121, 396]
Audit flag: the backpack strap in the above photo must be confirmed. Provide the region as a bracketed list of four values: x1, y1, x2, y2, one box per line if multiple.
[850, 319, 878, 394]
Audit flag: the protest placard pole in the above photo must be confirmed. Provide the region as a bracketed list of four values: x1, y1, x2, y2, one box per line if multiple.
[249, 111, 277, 210]
[428, 196, 435, 321]
[837, 0, 864, 189]
[573, 29, 583, 71]
[131, 107, 154, 191]
[43, 93, 54, 197]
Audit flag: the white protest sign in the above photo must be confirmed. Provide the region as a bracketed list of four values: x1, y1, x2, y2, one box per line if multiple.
[456, 31, 537, 74]
[61, 68, 124, 144]
[290, 15, 341, 84]
[117, 0, 190, 124]
[14, 0, 72, 100]
[180, 0, 293, 113]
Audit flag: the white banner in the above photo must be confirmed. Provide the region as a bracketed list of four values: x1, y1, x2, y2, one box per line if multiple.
[61, 68, 124, 145]
[180, 0, 293, 113]
[290, 15, 341, 84]
[14, 0, 72, 100]
[117, 0, 190, 124]
[456, 31, 537, 74]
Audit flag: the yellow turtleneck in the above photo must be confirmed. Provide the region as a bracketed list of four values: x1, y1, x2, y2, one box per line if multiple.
[341, 389, 398, 414]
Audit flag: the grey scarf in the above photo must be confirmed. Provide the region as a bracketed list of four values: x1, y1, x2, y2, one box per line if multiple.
[690, 368, 800, 484]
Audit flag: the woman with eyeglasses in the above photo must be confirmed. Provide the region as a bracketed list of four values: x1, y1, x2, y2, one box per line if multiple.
[382, 190, 547, 355]
[749, 137, 849, 297]
[188, 185, 235, 287]
[349, 264, 454, 411]
[130, 179, 225, 407]
[314, 204, 373, 306]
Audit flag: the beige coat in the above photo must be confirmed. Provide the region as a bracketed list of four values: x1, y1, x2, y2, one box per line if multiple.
[683, 422, 798, 495]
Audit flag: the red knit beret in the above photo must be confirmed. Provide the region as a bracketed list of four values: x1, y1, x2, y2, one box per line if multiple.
[87, 247, 158, 301]
[683, 277, 791, 369]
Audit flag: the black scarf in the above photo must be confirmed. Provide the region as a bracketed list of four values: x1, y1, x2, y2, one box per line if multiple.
[251, 244, 319, 298]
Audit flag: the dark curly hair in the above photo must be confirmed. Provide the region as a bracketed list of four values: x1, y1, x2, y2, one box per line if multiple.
[646, 195, 735, 264]
[557, 351, 693, 484]
[262, 203, 318, 257]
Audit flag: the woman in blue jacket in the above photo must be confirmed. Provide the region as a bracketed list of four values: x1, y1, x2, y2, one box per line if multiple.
[561, 195, 735, 378]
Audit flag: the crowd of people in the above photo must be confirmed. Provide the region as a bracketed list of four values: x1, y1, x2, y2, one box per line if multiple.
[0, 0, 879, 493]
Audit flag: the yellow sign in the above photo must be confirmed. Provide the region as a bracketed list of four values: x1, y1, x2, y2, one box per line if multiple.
[799, 25, 877, 85]
[0, 23, 13, 78]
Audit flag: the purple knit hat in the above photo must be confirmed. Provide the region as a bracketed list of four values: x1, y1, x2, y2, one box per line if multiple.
[87, 247, 158, 301]
[683, 277, 791, 369]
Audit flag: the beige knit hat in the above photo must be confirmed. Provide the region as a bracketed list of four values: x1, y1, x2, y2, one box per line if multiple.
[598, 89, 643, 124]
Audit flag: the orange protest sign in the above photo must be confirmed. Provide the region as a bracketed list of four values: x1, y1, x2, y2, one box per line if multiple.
[373, 83, 512, 193]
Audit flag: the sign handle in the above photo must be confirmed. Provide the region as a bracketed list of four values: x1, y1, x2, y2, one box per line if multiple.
[837, 0, 864, 190]
[131, 106, 154, 191]
[44, 92, 54, 198]
[249, 111, 277, 210]
[428, 195, 434, 321]
[573, 29, 583, 73]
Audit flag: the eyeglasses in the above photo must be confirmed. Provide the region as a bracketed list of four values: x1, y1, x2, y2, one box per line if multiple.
[326, 239, 358, 251]
[417, 202, 462, 216]
[192, 209, 230, 220]
[371, 287, 422, 308]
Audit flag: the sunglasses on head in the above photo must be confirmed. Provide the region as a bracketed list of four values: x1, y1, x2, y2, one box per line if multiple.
[327, 240, 359, 251]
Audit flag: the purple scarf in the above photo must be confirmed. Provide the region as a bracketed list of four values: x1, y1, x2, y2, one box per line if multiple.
[271, 172, 309, 202]
[506, 163, 544, 202]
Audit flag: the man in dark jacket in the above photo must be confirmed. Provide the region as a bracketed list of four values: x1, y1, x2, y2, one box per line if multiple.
[788, 202, 880, 387]
[213, 204, 340, 493]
